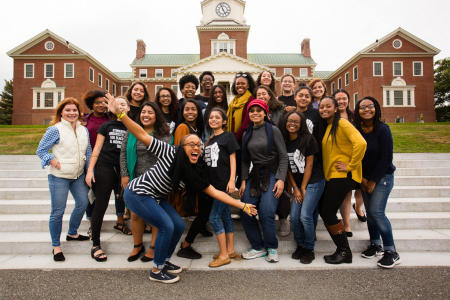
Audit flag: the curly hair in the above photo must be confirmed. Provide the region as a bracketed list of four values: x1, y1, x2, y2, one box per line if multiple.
[179, 74, 199, 91]
[154, 87, 178, 121]
[82, 90, 105, 110]
[137, 101, 170, 138]
[231, 72, 256, 96]
[124, 82, 149, 104]
[256, 70, 276, 92]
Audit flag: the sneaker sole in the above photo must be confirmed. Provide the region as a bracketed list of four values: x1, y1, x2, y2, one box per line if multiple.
[149, 275, 180, 284]
[265, 258, 279, 263]
[361, 251, 384, 259]
[242, 253, 266, 260]
[377, 257, 401, 269]
[165, 267, 183, 274]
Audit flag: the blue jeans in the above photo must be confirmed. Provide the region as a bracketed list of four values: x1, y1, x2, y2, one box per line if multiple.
[124, 187, 185, 269]
[209, 198, 234, 235]
[48, 174, 89, 247]
[362, 173, 395, 252]
[290, 179, 325, 250]
[240, 173, 279, 250]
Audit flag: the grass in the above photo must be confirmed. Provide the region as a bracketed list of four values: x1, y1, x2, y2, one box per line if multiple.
[0, 123, 448, 154]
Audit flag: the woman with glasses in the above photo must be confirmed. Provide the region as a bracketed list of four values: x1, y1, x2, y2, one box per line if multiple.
[155, 87, 178, 134]
[354, 97, 400, 269]
[105, 94, 256, 283]
[278, 74, 297, 113]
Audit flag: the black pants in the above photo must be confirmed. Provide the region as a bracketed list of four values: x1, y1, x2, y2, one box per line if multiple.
[276, 192, 290, 219]
[185, 192, 213, 244]
[319, 177, 358, 227]
[91, 164, 122, 246]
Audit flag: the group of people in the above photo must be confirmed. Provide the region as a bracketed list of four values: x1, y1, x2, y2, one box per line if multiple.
[36, 70, 400, 284]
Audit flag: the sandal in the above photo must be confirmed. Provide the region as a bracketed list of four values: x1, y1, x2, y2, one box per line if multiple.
[128, 243, 145, 262]
[91, 246, 107, 262]
[114, 223, 132, 235]
[141, 246, 155, 262]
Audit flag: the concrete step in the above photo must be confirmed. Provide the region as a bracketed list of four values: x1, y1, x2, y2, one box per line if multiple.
[393, 153, 450, 160]
[0, 200, 117, 214]
[0, 212, 449, 232]
[0, 155, 41, 162]
[394, 160, 450, 168]
[394, 167, 450, 176]
[0, 170, 47, 178]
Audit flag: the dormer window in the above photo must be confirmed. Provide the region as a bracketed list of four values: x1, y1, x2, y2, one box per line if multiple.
[211, 33, 236, 56]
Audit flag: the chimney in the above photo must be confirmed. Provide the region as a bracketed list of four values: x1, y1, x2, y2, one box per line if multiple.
[136, 39, 146, 59]
[301, 38, 311, 57]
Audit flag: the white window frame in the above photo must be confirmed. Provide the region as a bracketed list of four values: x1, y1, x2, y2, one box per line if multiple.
[270, 68, 277, 76]
[171, 69, 177, 78]
[64, 63, 74, 78]
[24, 63, 34, 78]
[383, 88, 415, 107]
[211, 40, 236, 56]
[155, 69, 163, 78]
[344, 72, 349, 86]
[121, 86, 129, 96]
[338, 77, 342, 89]
[105, 79, 109, 92]
[32, 87, 65, 109]
[373, 62, 383, 77]
[299, 68, 308, 78]
[353, 66, 358, 81]
[413, 61, 423, 76]
[284, 68, 292, 75]
[112, 83, 116, 96]
[139, 69, 147, 78]
[331, 82, 335, 94]
[98, 73, 102, 88]
[171, 85, 178, 95]
[353, 93, 358, 109]
[89, 67, 94, 83]
[393, 61, 403, 76]
[44, 63, 54, 79]
[155, 85, 163, 94]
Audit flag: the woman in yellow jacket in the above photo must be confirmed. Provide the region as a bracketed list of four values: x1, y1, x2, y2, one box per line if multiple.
[318, 96, 367, 264]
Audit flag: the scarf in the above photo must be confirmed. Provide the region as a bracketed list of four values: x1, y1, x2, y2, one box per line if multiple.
[227, 90, 252, 134]
[126, 131, 153, 180]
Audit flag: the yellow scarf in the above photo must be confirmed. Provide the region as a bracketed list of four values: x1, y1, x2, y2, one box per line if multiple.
[227, 90, 252, 133]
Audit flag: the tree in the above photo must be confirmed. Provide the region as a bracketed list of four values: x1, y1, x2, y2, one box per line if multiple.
[434, 58, 450, 107]
[0, 80, 13, 125]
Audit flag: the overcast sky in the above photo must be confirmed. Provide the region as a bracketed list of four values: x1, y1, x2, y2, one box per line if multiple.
[1, 0, 449, 91]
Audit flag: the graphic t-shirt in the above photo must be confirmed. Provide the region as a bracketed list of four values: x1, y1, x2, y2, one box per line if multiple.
[162, 112, 176, 134]
[286, 135, 322, 185]
[203, 132, 240, 191]
[97, 120, 127, 166]
[278, 94, 296, 107]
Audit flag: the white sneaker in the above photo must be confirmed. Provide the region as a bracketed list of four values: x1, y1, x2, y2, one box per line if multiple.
[242, 248, 266, 260]
[265, 248, 279, 263]
[279, 218, 290, 237]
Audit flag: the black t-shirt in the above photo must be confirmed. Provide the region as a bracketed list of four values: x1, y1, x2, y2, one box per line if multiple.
[128, 105, 141, 122]
[203, 132, 240, 191]
[286, 135, 322, 185]
[195, 94, 210, 104]
[278, 95, 296, 107]
[97, 120, 127, 167]
[162, 112, 176, 134]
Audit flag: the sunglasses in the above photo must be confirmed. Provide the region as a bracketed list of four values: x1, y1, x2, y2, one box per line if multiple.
[236, 73, 248, 78]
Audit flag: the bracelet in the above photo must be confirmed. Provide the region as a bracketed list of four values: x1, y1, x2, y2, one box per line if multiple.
[241, 203, 250, 214]
[116, 112, 125, 119]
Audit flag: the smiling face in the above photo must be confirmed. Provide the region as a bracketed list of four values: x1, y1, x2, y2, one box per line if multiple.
[140, 105, 156, 128]
[182, 135, 203, 164]
[312, 81, 325, 100]
[201, 75, 213, 92]
[281, 76, 294, 94]
[249, 105, 265, 126]
[260, 71, 272, 87]
[183, 101, 198, 124]
[92, 97, 107, 115]
[117, 97, 130, 114]
[213, 87, 224, 103]
[286, 113, 301, 135]
[256, 88, 270, 104]
[208, 110, 225, 130]
[335, 92, 349, 112]
[295, 88, 312, 110]
[235, 77, 249, 96]
[158, 89, 172, 107]
[319, 98, 337, 123]
[358, 99, 376, 121]
[181, 82, 197, 99]
[61, 103, 79, 124]
[131, 84, 145, 105]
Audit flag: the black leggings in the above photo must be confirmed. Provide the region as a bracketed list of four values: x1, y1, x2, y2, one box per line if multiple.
[276, 192, 290, 219]
[319, 177, 358, 227]
[91, 164, 122, 246]
[185, 192, 213, 244]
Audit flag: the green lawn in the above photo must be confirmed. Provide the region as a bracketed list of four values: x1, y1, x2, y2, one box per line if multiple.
[0, 123, 449, 154]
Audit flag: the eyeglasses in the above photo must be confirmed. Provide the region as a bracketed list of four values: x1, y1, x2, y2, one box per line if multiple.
[236, 73, 248, 78]
[93, 100, 107, 105]
[159, 95, 171, 98]
[286, 119, 301, 124]
[183, 142, 203, 148]
[359, 104, 375, 110]
[249, 107, 264, 113]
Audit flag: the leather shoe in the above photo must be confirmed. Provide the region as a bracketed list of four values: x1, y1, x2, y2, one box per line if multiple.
[52, 249, 65, 262]
[353, 203, 367, 222]
[208, 257, 231, 268]
[66, 234, 89, 241]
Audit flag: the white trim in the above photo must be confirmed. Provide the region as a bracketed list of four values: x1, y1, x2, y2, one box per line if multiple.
[353, 66, 358, 81]
[44, 41, 54, 51]
[353, 92, 358, 109]
[105, 79, 109, 92]
[112, 83, 116, 96]
[284, 68, 292, 75]
[121, 86, 129, 96]
[155, 85, 163, 94]
[383, 87, 415, 107]
[393, 61, 403, 76]
[413, 61, 423, 76]
[392, 39, 402, 49]
[299, 68, 308, 78]
[24, 63, 34, 78]
[373, 61, 383, 76]
[338, 77, 342, 89]
[171, 69, 177, 78]
[89, 67, 94, 83]
[44, 63, 54, 78]
[139, 69, 147, 78]
[331, 82, 335, 94]
[98, 73, 102, 88]
[32, 81, 65, 109]
[155, 69, 163, 78]
[344, 72, 349, 86]
[64, 63, 74, 78]
[211, 39, 236, 56]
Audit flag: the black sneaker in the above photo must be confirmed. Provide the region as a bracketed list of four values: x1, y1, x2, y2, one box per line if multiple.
[291, 245, 304, 260]
[149, 270, 180, 284]
[377, 251, 401, 269]
[176, 245, 202, 259]
[163, 261, 182, 274]
[361, 243, 384, 259]
[300, 249, 315, 264]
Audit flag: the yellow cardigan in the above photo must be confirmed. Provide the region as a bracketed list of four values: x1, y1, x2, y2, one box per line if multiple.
[322, 119, 367, 183]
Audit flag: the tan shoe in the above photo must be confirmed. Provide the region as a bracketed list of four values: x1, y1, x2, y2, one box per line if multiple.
[208, 257, 231, 268]
[213, 252, 240, 259]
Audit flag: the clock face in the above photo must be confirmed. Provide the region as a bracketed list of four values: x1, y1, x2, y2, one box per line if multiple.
[216, 2, 231, 17]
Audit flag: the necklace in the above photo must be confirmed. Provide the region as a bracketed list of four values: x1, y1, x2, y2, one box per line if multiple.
[187, 123, 198, 133]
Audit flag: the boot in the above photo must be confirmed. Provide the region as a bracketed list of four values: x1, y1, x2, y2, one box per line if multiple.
[324, 221, 352, 264]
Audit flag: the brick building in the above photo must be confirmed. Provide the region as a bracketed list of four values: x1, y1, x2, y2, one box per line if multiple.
[7, 0, 440, 124]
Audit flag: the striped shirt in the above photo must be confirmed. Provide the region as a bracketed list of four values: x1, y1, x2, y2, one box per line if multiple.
[128, 137, 183, 200]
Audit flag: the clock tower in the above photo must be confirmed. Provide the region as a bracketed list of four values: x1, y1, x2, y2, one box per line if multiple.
[197, 0, 250, 59]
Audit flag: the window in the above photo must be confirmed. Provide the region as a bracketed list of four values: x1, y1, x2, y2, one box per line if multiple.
[105, 79, 109, 92]
[89, 67, 94, 82]
[353, 93, 358, 109]
[211, 33, 236, 55]
[353, 66, 358, 81]
[44, 92, 54, 108]
[300, 68, 308, 78]
[36, 92, 40, 107]
[392, 39, 402, 49]
[32, 79, 65, 109]
[383, 78, 415, 107]
[171, 69, 176, 78]
[64, 63, 74, 78]
[139, 69, 147, 78]
[98, 74, 102, 87]
[112, 84, 116, 96]
[155, 69, 163, 78]
[121, 86, 129, 95]
[345, 72, 349, 86]
[57, 92, 62, 103]
[284, 68, 292, 75]
[373, 62, 383, 76]
[338, 78, 342, 89]
[386, 90, 390, 106]
[413, 61, 423, 76]
[393, 62, 403, 76]
[171, 85, 179, 95]
[44, 41, 54, 51]
[394, 91, 403, 105]
[155, 85, 163, 94]
[407, 90, 412, 106]
[331, 82, 335, 94]
[24, 64, 34, 78]
[44, 63, 54, 78]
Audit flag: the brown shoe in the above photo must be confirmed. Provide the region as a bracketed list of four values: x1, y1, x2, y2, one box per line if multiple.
[213, 252, 240, 259]
[208, 257, 231, 268]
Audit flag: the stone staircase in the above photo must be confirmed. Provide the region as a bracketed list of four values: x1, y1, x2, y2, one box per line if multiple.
[0, 153, 449, 270]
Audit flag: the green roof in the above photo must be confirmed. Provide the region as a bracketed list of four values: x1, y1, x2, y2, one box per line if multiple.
[247, 53, 316, 66]
[114, 72, 133, 79]
[313, 71, 333, 79]
[132, 54, 200, 66]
